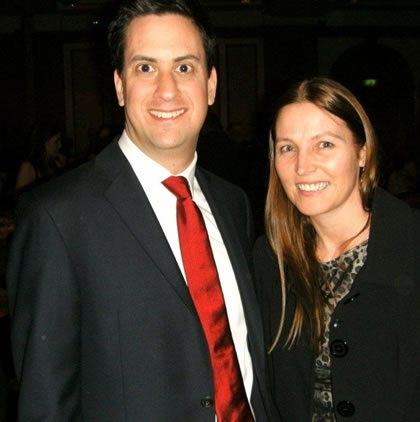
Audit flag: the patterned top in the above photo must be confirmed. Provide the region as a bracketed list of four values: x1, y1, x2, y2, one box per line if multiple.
[312, 240, 368, 422]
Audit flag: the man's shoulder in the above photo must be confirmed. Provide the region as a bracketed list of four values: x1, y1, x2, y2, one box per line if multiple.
[18, 141, 125, 211]
[197, 166, 247, 198]
[21, 161, 94, 206]
[15, 152, 119, 225]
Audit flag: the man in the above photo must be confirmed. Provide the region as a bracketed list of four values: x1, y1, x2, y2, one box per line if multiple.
[7, 0, 271, 420]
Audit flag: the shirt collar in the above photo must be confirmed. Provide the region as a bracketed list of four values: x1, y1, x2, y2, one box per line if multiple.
[118, 130, 198, 195]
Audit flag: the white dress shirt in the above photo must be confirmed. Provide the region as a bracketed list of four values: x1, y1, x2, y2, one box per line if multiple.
[118, 131, 254, 415]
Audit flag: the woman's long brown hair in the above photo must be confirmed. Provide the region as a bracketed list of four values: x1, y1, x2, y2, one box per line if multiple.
[265, 77, 379, 353]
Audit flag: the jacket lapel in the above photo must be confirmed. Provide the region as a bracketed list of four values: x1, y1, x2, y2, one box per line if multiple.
[196, 168, 266, 352]
[94, 141, 195, 311]
[196, 169, 252, 290]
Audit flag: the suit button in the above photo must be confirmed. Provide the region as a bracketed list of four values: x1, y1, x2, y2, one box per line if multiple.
[201, 396, 214, 408]
[336, 400, 355, 417]
[330, 339, 348, 357]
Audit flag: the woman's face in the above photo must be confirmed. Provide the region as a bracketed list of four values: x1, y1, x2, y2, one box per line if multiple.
[46, 133, 62, 157]
[274, 101, 366, 224]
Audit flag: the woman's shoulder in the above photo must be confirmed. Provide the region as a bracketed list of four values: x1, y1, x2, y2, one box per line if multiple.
[253, 235, 282, 292]
[253, 235, 277, 263]
[372, 187, 420, 232]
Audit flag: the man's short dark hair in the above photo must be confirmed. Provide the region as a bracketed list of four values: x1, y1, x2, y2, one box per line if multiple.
[108, 0, 216, 75]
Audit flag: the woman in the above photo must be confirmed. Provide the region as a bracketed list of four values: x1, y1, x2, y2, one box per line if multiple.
[15, 122, 66, 192]
[254, 77, 420, 421]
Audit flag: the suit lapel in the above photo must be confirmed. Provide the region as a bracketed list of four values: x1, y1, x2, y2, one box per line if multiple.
[196, 169, 264, 342]
[94, 141, 195, 311]
[96, 147, 268, 412]
[197, 169, 269, 411]
[196, 169, 250, 283]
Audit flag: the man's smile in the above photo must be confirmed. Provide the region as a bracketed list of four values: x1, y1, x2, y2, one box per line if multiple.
[149, 108, 186, 119]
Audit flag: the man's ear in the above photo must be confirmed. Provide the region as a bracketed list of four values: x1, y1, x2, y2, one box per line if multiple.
[114, 70, 125, 107]
[207, 67, 217, 106]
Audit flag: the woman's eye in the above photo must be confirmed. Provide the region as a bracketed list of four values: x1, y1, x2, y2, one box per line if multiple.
[279, 145, 294, 153]
[320, 141, 333, 149]
[177, 64, 191, 73]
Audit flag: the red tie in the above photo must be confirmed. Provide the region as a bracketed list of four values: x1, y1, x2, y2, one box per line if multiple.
[163, 176, 254, 422]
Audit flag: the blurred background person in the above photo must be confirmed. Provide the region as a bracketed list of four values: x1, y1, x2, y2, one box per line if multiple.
[387, 155, 418, 196]
[254, 77, 420, 421]
[86, 124, 121, 161]
[387, 153, 420, 209]
[15, 122, 66, 193]
[197, 111, 243, 186]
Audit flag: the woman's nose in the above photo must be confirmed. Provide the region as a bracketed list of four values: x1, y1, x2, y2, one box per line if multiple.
[296, 150, 315, 175]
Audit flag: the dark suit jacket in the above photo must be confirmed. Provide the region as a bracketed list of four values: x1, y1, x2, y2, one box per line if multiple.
[254, 187, 420, 422]
[7, 140, 271, 421]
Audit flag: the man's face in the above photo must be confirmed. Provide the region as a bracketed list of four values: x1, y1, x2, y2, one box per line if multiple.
[114, 14, 217, 172]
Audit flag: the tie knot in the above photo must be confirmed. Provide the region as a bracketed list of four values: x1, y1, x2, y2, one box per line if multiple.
[162, 176, 192, 200]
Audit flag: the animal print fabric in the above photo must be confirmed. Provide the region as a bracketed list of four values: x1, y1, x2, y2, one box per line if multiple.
[312, 240, 368, 422]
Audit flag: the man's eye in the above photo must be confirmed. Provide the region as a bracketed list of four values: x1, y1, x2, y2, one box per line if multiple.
[177, 64, 191, 73]
[138, 64, 154, 73]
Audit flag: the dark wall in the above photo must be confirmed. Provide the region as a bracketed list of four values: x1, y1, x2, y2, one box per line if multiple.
[1, 3, 420, 181]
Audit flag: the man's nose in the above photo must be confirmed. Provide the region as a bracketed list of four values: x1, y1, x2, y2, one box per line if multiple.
[155, 71, 179, 101]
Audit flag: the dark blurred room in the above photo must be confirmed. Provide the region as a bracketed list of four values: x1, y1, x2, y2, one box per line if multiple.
[1, 0, 420, 420]
[1, 0, 420, 190]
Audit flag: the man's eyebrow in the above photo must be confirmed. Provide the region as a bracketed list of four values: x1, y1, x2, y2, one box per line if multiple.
[174, 54, 200, 62]
[128, 54, 200, 65]
[129, 55, 157, 64]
